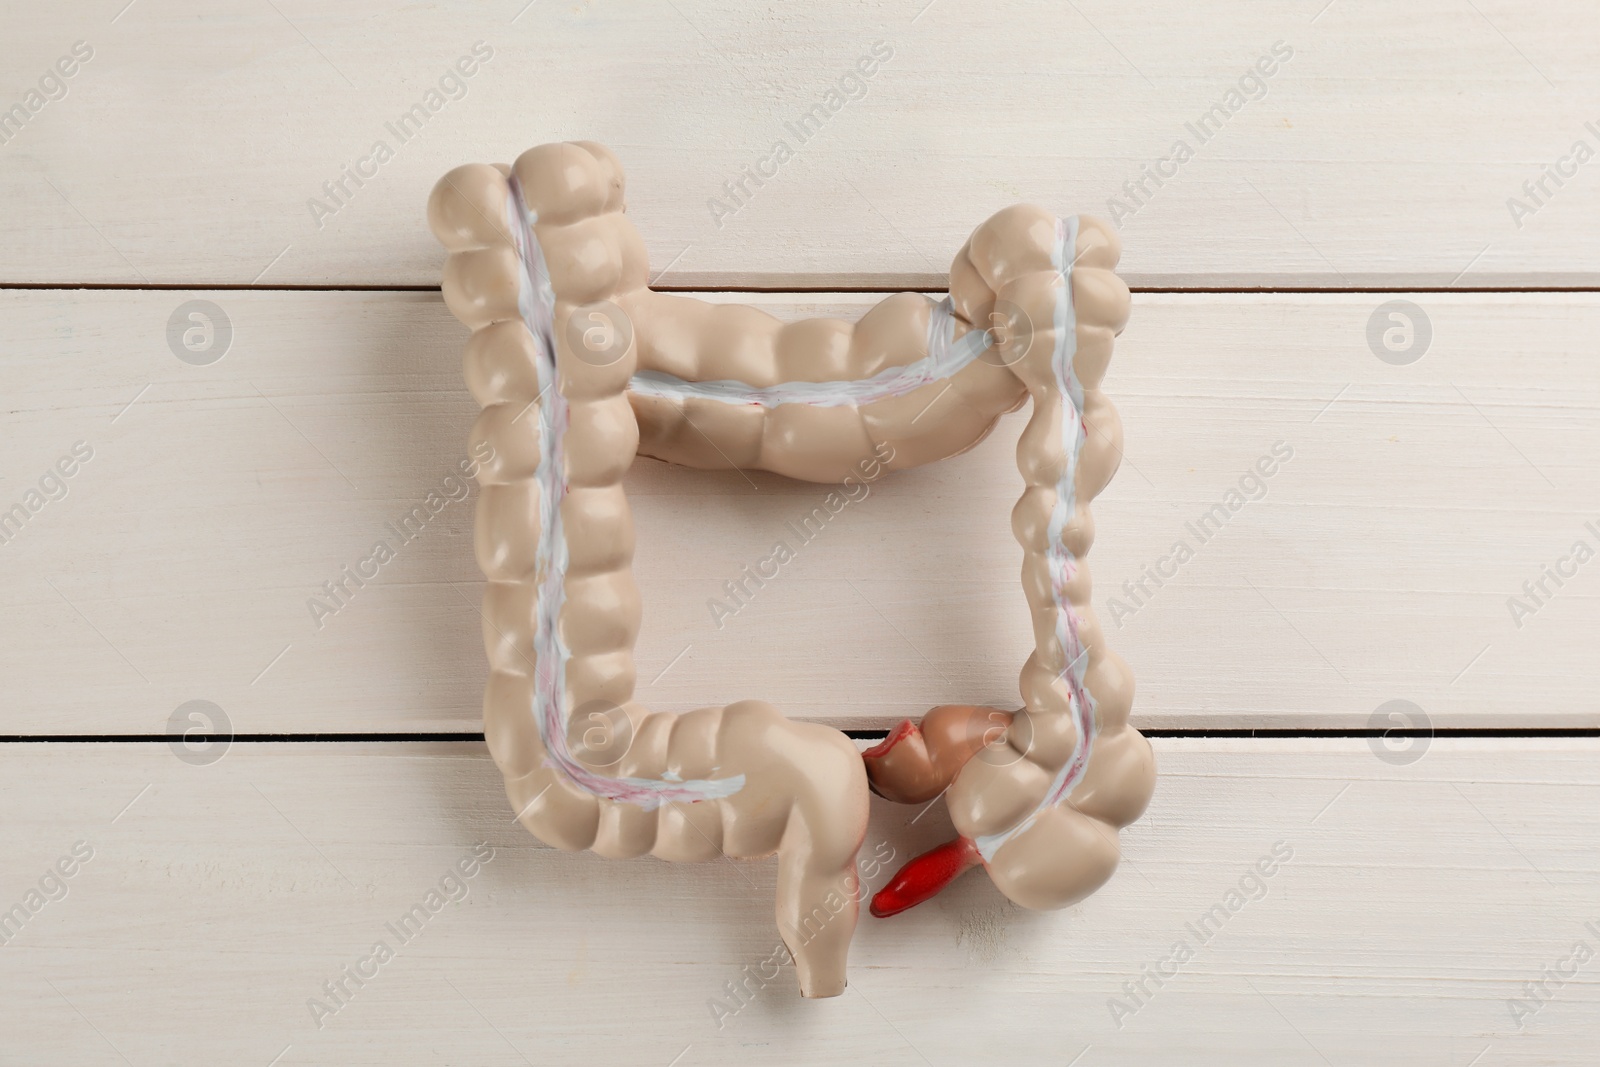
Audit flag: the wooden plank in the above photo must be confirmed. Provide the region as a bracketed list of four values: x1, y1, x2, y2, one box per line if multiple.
[2, 2, 1599, 286]
[0, 738, 1595, 1064]
[2, 289, 1596, 734]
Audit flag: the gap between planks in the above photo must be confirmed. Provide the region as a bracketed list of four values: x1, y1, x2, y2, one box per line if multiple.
[4, 729, 1600, 744]
[8, 284, 1600, 294]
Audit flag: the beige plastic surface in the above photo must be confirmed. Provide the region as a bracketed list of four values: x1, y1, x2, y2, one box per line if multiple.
[428, 140, 1154, 996]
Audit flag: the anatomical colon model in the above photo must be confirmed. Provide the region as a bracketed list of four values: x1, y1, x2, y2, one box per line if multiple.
[429, 141, 1155, 998]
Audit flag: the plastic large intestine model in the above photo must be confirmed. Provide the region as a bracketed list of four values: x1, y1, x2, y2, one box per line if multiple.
[428, 141, 1155, 998]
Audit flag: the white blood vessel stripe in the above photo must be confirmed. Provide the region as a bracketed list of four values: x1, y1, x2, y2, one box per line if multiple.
[507, 177, 745, 808]
[975, 215, 1096, 862]
[628, 298, 992, 408]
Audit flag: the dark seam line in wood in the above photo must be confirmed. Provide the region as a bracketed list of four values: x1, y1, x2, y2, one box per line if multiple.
[2, 728, 1598, 743]
[6, 284, 1600, 294]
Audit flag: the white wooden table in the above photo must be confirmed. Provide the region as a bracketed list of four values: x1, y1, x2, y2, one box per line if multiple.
[3, 2, 1597, 1063]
